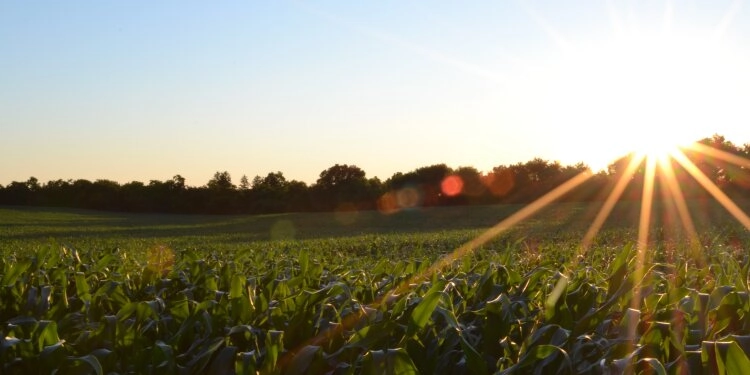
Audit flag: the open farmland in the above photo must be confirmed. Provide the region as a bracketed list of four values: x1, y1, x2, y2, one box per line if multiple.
[2, 202, 750, 374]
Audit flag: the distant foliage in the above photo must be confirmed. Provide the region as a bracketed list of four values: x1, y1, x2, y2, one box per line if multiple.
[1, 134, 749, 214]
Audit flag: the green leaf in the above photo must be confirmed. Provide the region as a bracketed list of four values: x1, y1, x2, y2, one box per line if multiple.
[407, 291, 443, 337]
[36, 320, 61, 350]
[299, 248, 309, 276]
[347, 320, 399, 349]
[184, 337, 225, 375]
[63, 354, 104, 375]
[726, 341, 750, 374]
[635, 358, 667, 375]
[230, 274, 246, 299]
[544, 273, 568, 321]
[74, 272, 91, 304]
[207, 346, 237, 375]
[39, 341, 68, 372]
[703, 341, 729, 375]
[235, 351, 257, 375]
[606, 244, 632, 297]
[262, 330, 284, 373]
[459, 334, 488, 375]
[169, 293, 190, 321]
[152, 340, 175, 372]
[1, 259, 30, 286]
[361, 348, 419, 375]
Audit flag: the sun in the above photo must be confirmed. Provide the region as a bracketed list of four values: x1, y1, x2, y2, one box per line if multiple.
[532, 26, 747, 172]
[631, 137, 679, 163]
[627, 126, 696, 163]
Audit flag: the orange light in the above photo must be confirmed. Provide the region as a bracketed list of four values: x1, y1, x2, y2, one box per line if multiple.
[441, 175, 463, 197]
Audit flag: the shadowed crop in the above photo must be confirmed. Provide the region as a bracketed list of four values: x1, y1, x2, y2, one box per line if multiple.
[2, 202, 750, 373]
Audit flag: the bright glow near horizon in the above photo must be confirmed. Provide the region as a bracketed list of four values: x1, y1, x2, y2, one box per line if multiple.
[533, 29, 750, 171]
[2, 1, 750, 186]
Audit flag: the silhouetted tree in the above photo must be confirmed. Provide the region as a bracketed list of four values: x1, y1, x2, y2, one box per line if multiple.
[313, 164, 374, 210]
[239, 175, 250, 190]
[206, 171, 237, 213]
[171, 175, 186, 190]
[385, 164, 453, 206]
[89, 180, 120, 210]
[121, 181, 149, 211]
[249, 172, 289, 213]
[46, 179, 76, 206]
[2, 181, 32, 205]
[454, 166, 485, 201]
[286, 180, 310, 212]
[26, 177, 40, 192]
[207, 171, 235, 191]
[483, 165, 515, 201]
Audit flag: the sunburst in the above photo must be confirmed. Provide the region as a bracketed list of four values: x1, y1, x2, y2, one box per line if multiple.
[279, 2, 750, 368]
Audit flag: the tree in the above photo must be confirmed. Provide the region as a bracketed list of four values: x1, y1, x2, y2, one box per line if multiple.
[2, 181, 32, 205]
[484, 165, 515, 199]
[121, 181, 149, 211]
[286, 180, 310, 212]
[253, 172, 287, 190]
[454, 166, 485, 197]
[313, 164, 373, 210]
[249, 172, 289, 213]
[384, 164, 453, 207]
[316, 164, 366, 189]
[26, 177, 40, 192]
[206, 171, 237, 213]
[207, 171, 235, 191]
[239, 175, 250, 190]
[37, 179, 73, 206]
[171, 175, 186, 190]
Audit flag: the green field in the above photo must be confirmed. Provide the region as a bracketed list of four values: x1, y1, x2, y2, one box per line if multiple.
[2, 202, 750, 374]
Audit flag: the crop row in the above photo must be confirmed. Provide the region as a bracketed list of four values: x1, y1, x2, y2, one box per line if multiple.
[2, 239, 750, 374]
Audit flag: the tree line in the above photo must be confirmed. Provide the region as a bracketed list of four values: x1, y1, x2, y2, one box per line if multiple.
[1, 135, 749, 214]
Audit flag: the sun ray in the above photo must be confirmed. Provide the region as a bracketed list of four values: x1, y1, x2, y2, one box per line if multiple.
[653, 153, 700, 356]
[278, 171, 593, 370]
[690, 142, 750, 169]
[672, 149, 750, 230]
[634, 156, 658, 301]
[389, 170, 593, 297]
[581, 154, 646, 251]
[623, 155, 658, 348]
[656, 157, 703, 257]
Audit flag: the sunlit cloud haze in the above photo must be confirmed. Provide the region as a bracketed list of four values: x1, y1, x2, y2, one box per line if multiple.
[3, 1, 750, 186]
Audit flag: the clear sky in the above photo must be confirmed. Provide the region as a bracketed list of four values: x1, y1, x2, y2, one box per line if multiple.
[3, 1, 750, 186]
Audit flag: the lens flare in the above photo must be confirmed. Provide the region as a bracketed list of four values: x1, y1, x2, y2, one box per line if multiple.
[377, 192, 399, 214]
[441, 175, 464, 197]
[397, 187, 422, 208]
[334, 203, 359, 225]
[146, 245, 174, 276]
[482, 169, 515, 197]
[270, 220, 296, 240]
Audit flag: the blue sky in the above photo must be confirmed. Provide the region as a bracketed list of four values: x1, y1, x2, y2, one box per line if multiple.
[3, 1, 750, 186]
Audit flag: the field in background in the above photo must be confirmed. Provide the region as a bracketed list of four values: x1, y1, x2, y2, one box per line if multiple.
[2, 199, 746, 252]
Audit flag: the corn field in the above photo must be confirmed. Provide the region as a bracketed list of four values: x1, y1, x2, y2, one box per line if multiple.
[3, 232, 750, 374]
